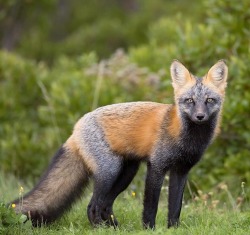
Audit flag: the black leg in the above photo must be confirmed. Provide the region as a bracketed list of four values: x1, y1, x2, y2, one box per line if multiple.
[87, 166, 121, 226]
[87, 184, 110, 226]
[167, 168, 189, 228]
[87, 160, 140, 227]
[143, 162, 166, 229]
[101, 160, 140, 226]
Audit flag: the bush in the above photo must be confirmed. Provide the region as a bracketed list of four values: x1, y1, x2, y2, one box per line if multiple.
[0, 51, 50, 178]
[0, 50, 165, 179]
[130, 0, 250, 190]
[0, 0, 249, 195]
[1, 0, 202, 62]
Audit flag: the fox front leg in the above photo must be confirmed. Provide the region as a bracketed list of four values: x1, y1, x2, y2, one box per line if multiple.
[167, 168, 189, 228]
[143, 162, 166, 229]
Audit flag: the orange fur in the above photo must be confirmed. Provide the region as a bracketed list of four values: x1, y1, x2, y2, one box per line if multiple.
[213, 110, 222, 139]
[202, 60, 228, 97]
[99, 103, 169, 157]
[166, 106, 182, 139]
[65, 135, 97, 173]
[202, 75, 226, 98]
[171, 60, 196, 100]
[173, 78, 196, 105]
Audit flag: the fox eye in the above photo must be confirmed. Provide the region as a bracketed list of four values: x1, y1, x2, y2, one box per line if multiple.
[207, 98, 214, 103]
[186, 98, 194, 103]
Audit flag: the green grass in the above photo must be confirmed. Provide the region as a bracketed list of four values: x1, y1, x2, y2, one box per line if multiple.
[0, 173, 249, 235]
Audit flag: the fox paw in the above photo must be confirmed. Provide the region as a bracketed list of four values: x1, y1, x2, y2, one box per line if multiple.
[87, 203, 118, 227]
[101, 206, 118, 227]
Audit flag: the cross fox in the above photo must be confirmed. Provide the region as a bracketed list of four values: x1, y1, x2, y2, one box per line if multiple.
[11, 60, 228, 229]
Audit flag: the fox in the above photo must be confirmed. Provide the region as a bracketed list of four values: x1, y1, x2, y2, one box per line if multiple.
[11, 60, 228, 229]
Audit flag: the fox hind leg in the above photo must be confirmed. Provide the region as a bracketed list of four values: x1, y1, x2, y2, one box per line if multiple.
[87, 157, 122, 227]
[87, 159, 140, 227]
[100, 159, 140, 227]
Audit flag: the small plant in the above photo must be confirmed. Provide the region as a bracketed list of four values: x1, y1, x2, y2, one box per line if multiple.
[191, 181, 248, 212]
[0, 202, 27, 228]
[0, 184, 30, 233]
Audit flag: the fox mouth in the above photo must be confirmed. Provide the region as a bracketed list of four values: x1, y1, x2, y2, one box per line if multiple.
[192, 120, 208, 125]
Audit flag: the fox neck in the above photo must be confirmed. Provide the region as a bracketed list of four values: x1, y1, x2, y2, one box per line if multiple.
[181, 108, 220, 155]
[168, 105, 219, 147]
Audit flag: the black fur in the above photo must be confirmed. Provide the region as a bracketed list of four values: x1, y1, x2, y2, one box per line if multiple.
[142, 110, 219, 229]
[87, 159, 140, 227]
[12, 146, 89, 226]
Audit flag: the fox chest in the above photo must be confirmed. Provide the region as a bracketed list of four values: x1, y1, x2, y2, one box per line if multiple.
[152, 132, 212, 170]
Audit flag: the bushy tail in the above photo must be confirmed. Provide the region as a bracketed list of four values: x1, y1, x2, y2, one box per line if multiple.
[12, 143, 90, 226]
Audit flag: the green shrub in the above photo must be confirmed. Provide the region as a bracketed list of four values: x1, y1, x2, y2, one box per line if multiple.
[130, 0, 250, 190]
[0, 51, 50, 178]
[0, 50, 165, 180]
[1, 0, 249, 195]
[0, 203, 28, 233]
[1, 0, 202, 62]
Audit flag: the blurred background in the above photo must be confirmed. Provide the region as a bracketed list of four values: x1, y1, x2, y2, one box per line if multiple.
[0, 0, 249, 199]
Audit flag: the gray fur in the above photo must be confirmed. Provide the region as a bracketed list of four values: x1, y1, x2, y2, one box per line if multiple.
[177, 77, 223, 124]
[80, 112, 122, 181]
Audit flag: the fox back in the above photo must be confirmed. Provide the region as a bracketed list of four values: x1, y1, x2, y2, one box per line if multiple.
[11, 60, 228, 229]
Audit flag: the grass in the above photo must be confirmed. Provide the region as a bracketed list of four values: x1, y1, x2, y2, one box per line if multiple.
[0, 173, 249, 235]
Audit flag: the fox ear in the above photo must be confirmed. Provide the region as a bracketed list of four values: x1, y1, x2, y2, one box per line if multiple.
[170, 60, 192, 89]
[205, 60, 228, 89]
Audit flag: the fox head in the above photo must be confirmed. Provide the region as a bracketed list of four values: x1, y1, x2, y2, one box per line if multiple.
[170, 60, 228, 124]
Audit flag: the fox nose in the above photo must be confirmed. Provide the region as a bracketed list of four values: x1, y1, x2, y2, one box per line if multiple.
[196, 113, 205, 121]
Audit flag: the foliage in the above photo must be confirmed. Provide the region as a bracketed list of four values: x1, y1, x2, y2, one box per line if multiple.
[0, 0, 202, 62]
[0, 0, 249, 196]
[0, 203, 27, 232]
[130, 0, 250, 190]
[0, 50, 164, 179]
[0, 51, 50, 178]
